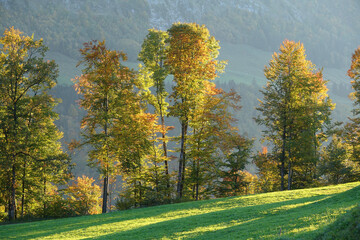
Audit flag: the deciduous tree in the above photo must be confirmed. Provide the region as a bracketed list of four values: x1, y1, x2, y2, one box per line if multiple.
[256, 40, 334, 190]
[74, 40, 155, 213]
[166, 22, 225, 198]
[138, 29, 172, 194]
[344, 47, 360, 164]
[0, 27, 70, 221]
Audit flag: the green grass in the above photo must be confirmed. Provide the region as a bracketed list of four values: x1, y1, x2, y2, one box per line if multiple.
[314, 205, 360, 240]
[1, 182, 360, 239]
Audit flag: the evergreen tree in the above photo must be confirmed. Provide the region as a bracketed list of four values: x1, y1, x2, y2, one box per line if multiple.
[217, 138, 253, 197]
[318, 135, 358, 185]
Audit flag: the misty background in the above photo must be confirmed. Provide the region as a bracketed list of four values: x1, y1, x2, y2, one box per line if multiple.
[1, 0, 359, 177]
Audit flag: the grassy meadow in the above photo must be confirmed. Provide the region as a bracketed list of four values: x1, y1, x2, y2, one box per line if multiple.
[0, 182, 359, 239]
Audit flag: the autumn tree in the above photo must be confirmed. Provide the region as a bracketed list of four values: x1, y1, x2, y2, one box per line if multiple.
[74, 40, 155, 213]
[138, 29, 172, 195]
[186, 82, 247, 200]
[0, 27, 70, 221]
[65, 175, 101, 215]
[166, 22, 225, 198]
[344, 46, 360, 164]
[256, 40, 334, 191]
[253, 147, 280, 192]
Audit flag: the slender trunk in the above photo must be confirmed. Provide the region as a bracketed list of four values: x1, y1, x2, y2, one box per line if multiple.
[155, 161, 159, 193]
[43, 176, 46, 217]
[102, 96, 109, 214]
[287, 161, 292, 190]
[152, 136, 159, 194]
[177, 120, 187, 199]
[102, 175, 108, 213]
[9, 91, 18, 221]
[139, 181, 143, 207]
[160, 114, 170, 191]
[192, 161, 196, 199]
[287, 119, 293, 190]
[195, 165, 199, 201]
[195, 141, 200, 201]
[9, 162, 16, 221]
[181, 136, 186, 195]
[109, 178, 112, 212]
[157, 59, 170, 194]
[21, 160, 26, 218]
[233, 174, 238, 196]
[280, 129, 286, 191]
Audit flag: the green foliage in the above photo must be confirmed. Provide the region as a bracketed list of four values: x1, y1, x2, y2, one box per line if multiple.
[253, 147, 281, 193]
[217, 138, 255, 197]
[64, 175, 101, 215]
[166, 22, 225, 198]
[318, 135, 360, 185]
[0, 27, 71, 221]
[344, 47, 360, 164]
[0, 182, 359, 239]
[73, 40, 156, 213]
[256, 40, 334, 190]
[137, 29, 172, 201]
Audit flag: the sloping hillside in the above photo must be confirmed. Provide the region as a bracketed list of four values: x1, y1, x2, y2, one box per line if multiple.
[1, 0, 359, 69]
[0, 182, 359, 239]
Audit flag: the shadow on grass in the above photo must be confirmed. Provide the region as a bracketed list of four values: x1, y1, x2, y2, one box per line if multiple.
[91, 185, 360, 240]
[1, 184, 359, 240]
[89, 196, 326, 239]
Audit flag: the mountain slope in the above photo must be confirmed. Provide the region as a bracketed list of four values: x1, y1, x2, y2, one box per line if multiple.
[1, 0, 359, 68]
[0, 182, 359, 239]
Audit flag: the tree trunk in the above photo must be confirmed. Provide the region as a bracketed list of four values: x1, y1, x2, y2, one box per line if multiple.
[177, 120, 187, 199]
[43, 176, 47, 217]
[102, 96, 109, 214]
[280, 129, 286, 191]
[160, 114, 170, 192]
[9, 162, 16, 221]
[9, 93, 18, 221]
[195, 154, 200, 201]
[21, 160, 26, 218]
[102, 175, 108, 213]
[287, 161, 292, 190]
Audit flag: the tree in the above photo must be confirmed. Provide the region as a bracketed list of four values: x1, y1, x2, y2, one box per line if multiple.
[256, 40, 334, 190]
[217, 138, 253, 197]
[345, 47, 360, 163]
[0, 27, 70, 221]
[138, 29, 172, 194]
[253, 147, 280, 193]
[74, 40, 154, 213]
[186, 82, 246, 200]
[318, 135, 359, 185]
[166, 22, 225, 198]
[65, 175, 101, 215]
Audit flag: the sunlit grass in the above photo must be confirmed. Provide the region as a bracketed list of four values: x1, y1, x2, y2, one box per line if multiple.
[0, 182, 359, 239]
